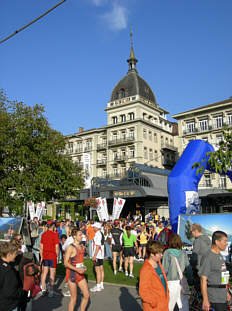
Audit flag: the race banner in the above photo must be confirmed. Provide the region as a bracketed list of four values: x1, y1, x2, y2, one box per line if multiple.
[101, 198, 109, 221]
[83, 153, 92, 189]
[35, 201, 45, 220]
[96, 197, 105, 221]
[112, 197, 126, 220]
[27, 201, 35, 220]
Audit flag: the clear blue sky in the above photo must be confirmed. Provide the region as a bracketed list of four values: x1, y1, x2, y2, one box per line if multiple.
[1, 0, 232, 135]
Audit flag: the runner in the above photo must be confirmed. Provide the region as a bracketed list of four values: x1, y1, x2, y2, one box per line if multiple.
[137, 225, 149, 261]
[64, 229, 89, 311]
[90, 222, 105, 292]
[123, 226, 137, 277]
[40, 221, 60, 297]
[110, 221, 124, 275]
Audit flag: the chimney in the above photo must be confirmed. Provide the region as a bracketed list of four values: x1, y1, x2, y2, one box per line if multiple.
[79, 127, 84, 133]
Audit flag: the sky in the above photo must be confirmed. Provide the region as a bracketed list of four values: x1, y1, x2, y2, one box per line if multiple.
[1, 0, 232, 135]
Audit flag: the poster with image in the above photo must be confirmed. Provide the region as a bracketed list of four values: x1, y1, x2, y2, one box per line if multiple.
[178, 213, 232, 246]
[0, 217, 23, 241]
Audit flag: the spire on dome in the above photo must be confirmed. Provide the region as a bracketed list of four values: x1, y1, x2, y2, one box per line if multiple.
[127, 26, 138, 72]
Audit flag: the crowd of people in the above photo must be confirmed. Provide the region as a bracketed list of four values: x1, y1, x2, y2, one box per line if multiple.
[0, 214, 231, 311]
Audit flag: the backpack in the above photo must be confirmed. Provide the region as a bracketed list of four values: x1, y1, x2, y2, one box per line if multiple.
[100, 231, 105, 245]
[157, 228, 173, 248]
[19, 255, 40, 297]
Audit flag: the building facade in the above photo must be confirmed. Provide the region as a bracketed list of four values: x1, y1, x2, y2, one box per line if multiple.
[65, 37, 178, 182]
[172, 98, 232, 191]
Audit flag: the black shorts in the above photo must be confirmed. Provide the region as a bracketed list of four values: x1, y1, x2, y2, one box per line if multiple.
[123, 247, 135, 257]
[94, 259, 103, 266]
[140, 244, 147, 248]
[112, 245, 122, 253]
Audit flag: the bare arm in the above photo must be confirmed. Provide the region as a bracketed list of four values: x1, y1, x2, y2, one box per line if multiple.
[39, 243, 43, 262]
[201, 276, 210, 311]
[93, 245, 101, 260]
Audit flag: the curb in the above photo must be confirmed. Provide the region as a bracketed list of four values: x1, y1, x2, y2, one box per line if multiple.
[56, 275, 138, 289]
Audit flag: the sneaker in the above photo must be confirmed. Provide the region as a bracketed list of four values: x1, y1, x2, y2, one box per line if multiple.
[100, 284, 104, 290]
[63, 290, 71, 297]
[114, 270, 117, 275]
[118, 267, 123, 272]
[48, 291, 54, 298]
[139, 257, 143, 261]
[90, 286, 102, 292]
[41, 290, 47, 297]
[64, 283, 68, 288]
[129, 273, 134, 278]
[125, 271, 128, 276]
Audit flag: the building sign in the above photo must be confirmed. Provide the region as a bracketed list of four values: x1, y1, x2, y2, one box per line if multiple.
[114, 190, 136, 197]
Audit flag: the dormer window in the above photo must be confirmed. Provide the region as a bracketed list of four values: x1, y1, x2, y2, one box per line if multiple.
[119, 88, 125, 99]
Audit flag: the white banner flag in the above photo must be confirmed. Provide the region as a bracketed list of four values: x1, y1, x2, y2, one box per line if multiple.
[112, 198, 118, 220]
[35, 201, 45, 220]
[101, 198, 109, 221]
[83, 153, 91, 189]
[113, 197, 126, 220]
[27, 201, 35, 220]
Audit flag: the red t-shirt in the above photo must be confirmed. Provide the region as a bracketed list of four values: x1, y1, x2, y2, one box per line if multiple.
[41, 230, 60, 260]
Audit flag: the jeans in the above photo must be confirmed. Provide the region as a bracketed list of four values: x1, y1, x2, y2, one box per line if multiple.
[88, 239, 93, 258]
[105, 242, 112, 259]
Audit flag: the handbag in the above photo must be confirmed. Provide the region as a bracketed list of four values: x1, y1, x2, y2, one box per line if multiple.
[174, 257, 190, 295]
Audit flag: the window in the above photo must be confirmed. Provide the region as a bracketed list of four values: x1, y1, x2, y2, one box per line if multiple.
[85, 140, 92, 150]
[129, 129, 134, 139]
[113, 167, 118, 176]
[144, 147, 148, 159]
[154, 133, 157, 143]
[112, 132, 118, 141]
[170, 138, 173, 145]
[213, 115, 223, 129]
[129, 148, 135, 158]
[216, 135, 223, 147]
[68, 142, 73, 153]
[161, 136, 164, 144]
[143, 129, 147, 139]
[186, 122, 195, 133]
[202, 137, 208, 142]
[121, 166, 126, 174]
[121, 115, 126, 122]
[149, 149, 153, 161]
[121, 131, 126, 140]
[112, 116, 118, 124]
[199, 119, 209, 131]
[143, 113, 147, 120]
[129, 112, 135, 120]
[118, 88, 125, 99]
[219, 176, 227, 189]
[205, 174, 211, 187]
[228, 114, 232, 125]
[121, 149, 126, 158]
[102, 170, 107, 177]
[149, 131, 152, 141]
[113, 151, 118, 160]
[154, 150, 158, 161]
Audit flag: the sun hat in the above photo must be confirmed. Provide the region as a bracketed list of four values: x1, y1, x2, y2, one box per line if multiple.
[92, 222, 101, 229]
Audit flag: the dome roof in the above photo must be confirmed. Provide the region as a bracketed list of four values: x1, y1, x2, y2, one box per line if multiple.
[110, 29, 157, 104]
[110, 70, 157, 104]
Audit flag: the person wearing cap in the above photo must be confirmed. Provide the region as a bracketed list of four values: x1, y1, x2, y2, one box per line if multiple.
[90, 222, 105, 292]
[40, 221, 60, 297]
[122, 226, 137, 278]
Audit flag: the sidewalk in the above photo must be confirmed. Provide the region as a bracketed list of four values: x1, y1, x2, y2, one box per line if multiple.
[33, 278, 142, 311]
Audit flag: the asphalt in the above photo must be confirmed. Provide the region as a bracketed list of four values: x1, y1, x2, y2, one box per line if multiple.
[32, 278, 142, 311]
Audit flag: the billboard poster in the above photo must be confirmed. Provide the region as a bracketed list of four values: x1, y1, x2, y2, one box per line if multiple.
[35, 201, 45, 220]
[112, 197, 126, 220]
[27, 201, 35, 220]
[0, 217, 23, 241]
[96, 197, 108, 221]
[178, 213, 232, 246]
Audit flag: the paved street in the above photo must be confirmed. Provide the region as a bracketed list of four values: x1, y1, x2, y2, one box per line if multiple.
[33, 278, 142, 311]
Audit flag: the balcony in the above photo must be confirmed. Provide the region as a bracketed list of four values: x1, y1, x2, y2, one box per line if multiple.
[84, 146, 92, 152]
[96, 159, 107, 166]
[74, 148, 83, 153]
[161, 142, 178, 152]
[162, 158, 176, 167]
[108, 172, 125, 179]
[108, 136, 135, 146]
[183, 128, 198, 135]
[112, 155, 128, 163]
[97, 143, 107, 151]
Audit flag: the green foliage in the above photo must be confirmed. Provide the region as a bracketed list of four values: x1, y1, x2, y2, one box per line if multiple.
[93, 215, 99, 222]
[0, 90, 84, 214]
[192, 127, 232, 175]
[42, 215, 52, 221]
[77, 215, 85, 221]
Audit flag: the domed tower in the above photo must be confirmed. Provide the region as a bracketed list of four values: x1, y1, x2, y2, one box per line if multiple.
[110, 29, 157, 105]
[104, 30, 175, 176]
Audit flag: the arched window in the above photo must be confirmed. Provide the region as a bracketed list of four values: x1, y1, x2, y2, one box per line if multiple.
[119, 88, 125, 99]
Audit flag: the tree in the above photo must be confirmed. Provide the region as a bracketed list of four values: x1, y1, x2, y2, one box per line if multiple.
[192, 126, 232, 176]
[0, 90, 84, 216]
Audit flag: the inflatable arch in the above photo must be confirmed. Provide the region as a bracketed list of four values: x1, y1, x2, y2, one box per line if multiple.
[168, 140, 232, 233]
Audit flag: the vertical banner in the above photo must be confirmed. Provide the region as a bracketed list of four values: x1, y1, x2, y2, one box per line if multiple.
[35, 202, 45, 220]
[83, 153, 91, 189]
[101, 198, 109, 221]
[27, 201, 35, 220]
[115, 197, 126, 219]
[112, 198, 118, 220]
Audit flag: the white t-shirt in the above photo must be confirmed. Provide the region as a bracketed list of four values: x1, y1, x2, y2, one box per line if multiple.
[92, 230, 104, 259]
[62, 236, 74, 251]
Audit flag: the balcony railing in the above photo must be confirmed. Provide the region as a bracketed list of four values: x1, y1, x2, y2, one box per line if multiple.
[112, 155, 128, 162]
[96, 159, 107, 166]
[74, 148, 83, 153]
[84, 146, 92, 152]
[162, 159, 176, 167]
[97, 143, 107, 150]
[108, 136, 135, 146]
[161, 142, 178, 152]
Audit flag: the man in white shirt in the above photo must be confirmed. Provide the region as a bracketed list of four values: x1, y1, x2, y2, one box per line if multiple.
[90, 222, 104, 292]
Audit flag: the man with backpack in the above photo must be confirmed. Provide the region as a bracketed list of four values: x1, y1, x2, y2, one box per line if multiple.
[90, 222, 105, 292]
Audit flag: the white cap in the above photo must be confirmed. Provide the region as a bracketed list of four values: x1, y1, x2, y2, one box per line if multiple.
[92, 222, 101, 229]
